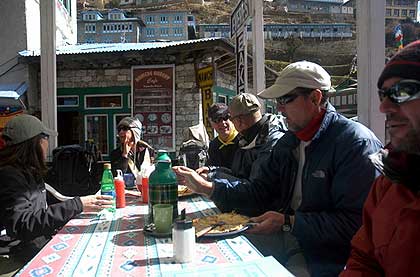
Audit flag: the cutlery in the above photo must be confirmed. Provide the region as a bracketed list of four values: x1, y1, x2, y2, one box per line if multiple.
[196, 221, 225, 238]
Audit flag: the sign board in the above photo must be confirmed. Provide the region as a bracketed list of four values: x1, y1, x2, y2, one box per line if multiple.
[132, 65, 175, 151]
[197, 66, 214, 139]
[235, 30, 247, 95]
[230, 0, 253, 38]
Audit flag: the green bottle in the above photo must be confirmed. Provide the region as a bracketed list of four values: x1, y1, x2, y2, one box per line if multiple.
[148, 150, 178, 224]
[101, 163, 116, 212]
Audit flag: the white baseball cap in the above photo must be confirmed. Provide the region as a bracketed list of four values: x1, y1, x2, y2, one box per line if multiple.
[258, 61, 332, 99]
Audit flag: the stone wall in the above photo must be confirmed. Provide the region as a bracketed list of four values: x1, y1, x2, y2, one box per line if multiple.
[56, 63, 204, 154]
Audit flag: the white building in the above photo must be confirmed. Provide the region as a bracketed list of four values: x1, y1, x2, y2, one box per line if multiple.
[0, 0, 77, 112]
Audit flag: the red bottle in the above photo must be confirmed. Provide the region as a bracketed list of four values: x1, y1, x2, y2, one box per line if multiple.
[141, 177, 149, 203]
[114, 170, 126, 208]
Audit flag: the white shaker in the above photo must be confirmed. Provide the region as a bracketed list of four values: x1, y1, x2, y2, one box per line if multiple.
[172, 218, 195, 263]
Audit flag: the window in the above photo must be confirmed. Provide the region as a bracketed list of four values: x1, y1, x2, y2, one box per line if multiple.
[85, 23, 96, 33]
[401, 9, 407, 16]
[145, 15, 155, 24]
[160, 28, 169, 37]
[393, 9, 400, 17]
[173, 27, 183, 37]
[386, 9, 392, 16]
[57, 96, 79, 107]
[409, 10, 415, 18]
[160, 15, 168, 24]
[173, 15, 183, 24]
[217, 95, 227, 104]
[85, 95, 123, 109]
[146, 28, 155, 37]
[85, 115, 108, 155]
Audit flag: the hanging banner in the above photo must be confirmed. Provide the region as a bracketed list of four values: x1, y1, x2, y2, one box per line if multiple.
[132, 65, 175, 151]
[197, 66, 214, 139]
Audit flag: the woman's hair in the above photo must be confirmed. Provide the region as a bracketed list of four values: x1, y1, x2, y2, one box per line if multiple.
[0, 134, 47, 181]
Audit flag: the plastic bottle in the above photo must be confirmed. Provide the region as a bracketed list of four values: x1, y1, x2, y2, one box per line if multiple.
[172, 209, 195, 263]
[148, 150, 178, 223]
[141, 176, 149, 203]
[101, 163, 116, 212]
[114, 169, 126, 208]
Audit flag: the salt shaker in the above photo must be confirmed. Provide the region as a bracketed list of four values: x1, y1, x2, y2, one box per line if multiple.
[172, 210, 195, 263]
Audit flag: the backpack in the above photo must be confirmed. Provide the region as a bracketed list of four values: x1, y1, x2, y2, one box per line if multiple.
[46, 142, 101, 197]
[178, 140, 209, 170]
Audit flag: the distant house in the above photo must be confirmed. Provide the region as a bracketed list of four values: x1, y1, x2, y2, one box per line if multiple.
[77, 9, 193, 43]
[197, 23, 353, 40]
[385, 0, 418, 21]
[78, 9, 145, 43]
[286, 0, 347, 14]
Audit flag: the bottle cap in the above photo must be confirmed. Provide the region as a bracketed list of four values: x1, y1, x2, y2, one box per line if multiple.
[104, 163, 111, 169]
[174, 218, 193, 230]
[155, 150, 171, 162]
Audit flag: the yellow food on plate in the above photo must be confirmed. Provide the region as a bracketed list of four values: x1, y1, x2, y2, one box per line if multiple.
[193, 212, 250, 234]
[178, 185, 194, 197]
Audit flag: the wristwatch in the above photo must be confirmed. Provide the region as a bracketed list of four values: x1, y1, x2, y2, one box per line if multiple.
[281, 214, 292, 232]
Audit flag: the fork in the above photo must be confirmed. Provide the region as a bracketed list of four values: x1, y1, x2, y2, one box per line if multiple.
[196, 221, 226, 238]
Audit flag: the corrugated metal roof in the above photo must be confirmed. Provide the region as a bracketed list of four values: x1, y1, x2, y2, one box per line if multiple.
[19, 37, 225, 57]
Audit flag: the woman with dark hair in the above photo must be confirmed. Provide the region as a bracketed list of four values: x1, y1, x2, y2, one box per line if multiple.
[0, 114, 113, 276]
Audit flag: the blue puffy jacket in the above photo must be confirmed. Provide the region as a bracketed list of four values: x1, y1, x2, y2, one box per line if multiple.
[210, 105, 383, 276]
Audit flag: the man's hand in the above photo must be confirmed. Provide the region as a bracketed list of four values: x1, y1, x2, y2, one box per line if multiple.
[80, 195, 114, 212]
[246, 211, 286, 234]
[173, 166, 214, 196]
[195, 166, 209, 179]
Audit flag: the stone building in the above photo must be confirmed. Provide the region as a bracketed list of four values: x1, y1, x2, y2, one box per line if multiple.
[19, 38, 278, 158]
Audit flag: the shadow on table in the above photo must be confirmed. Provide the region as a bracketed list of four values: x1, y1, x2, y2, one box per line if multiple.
[58, 213, 145, 235]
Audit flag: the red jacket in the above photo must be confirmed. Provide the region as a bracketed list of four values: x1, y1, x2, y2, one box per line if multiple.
[340, 176, 420, 277]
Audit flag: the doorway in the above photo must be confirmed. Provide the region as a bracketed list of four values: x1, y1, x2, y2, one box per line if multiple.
[57, 111, 83, 146]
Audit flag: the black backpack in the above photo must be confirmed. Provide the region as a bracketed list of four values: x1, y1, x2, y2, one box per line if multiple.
[178, 140, 209, 170]
[46, 142, 101, 197]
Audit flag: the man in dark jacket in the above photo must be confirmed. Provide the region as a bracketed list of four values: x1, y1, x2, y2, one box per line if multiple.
[206, 103, 239, 169]
[174, 61, 383, 276]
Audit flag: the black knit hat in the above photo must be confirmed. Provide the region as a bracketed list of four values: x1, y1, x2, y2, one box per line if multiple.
[378, 40, 420, 89]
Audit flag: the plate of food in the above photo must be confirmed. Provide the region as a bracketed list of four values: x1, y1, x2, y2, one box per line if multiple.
[193, 212, 251, 238]
[178, 185, 194, 197]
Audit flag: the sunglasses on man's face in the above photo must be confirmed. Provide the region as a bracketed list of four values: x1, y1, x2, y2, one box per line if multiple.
[40, 133, 49, 140]
[276, 93, 300, 106]
[378, 79, 420, 104]
[212, 115, 230, 123]
[118, 126, 131, 132]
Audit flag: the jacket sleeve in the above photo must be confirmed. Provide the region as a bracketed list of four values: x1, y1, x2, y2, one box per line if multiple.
[292, 138, 382, 258]
[339, 177, 388, 276]
[0, 168, 83, 241]
[210, 145, 296, 216]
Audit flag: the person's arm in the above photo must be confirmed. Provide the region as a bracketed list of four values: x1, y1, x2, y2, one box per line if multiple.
[339, 178, 387, 276]
[0, 169, 83, 241]
[292, 138, 382, 255]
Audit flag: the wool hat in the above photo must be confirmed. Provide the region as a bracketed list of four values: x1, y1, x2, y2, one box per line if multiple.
[2, 114, 58, 145]
[258, 61, 332, 99]
[118, 116, 142, 144]
[208, 103, 229, 122]
[229, 93, 261, 118]
[377, 40, 420, 88]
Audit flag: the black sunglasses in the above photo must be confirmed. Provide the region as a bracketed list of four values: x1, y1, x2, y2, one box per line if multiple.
[40, 133, 49, 140]
[118, 126, 131, 132]
[276, 93, 300, 106]
[212, 115, 230, 123]
[378, 79, 420, 104]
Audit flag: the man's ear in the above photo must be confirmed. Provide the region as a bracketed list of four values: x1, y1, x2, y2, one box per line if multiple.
[311, 89, 323, 105]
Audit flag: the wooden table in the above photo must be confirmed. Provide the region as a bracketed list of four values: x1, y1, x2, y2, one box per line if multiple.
[16, 192, 263, 277]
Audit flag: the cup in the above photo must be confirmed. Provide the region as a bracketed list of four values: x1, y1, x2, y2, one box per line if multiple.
[123, 173, 135, 188]
[153, 204, 173, 233]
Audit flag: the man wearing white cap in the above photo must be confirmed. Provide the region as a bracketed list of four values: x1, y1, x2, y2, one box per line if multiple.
[174, 61, 383, 276]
